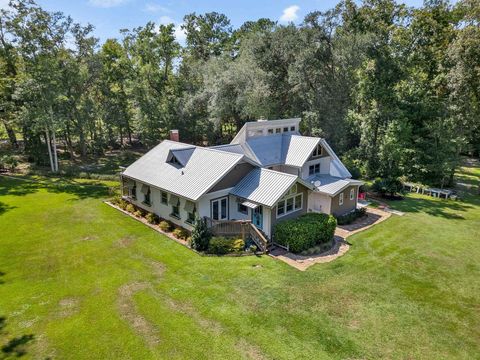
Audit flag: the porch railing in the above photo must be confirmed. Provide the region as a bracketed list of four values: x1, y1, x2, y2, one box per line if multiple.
[204, 217, 269, 253]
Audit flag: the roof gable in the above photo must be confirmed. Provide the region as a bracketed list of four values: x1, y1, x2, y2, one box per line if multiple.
[230, 168, 300, 207]
[123, 140, 244, 201]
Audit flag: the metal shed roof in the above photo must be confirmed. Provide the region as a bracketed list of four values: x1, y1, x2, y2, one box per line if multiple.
[307, 174, 363, 196]
[230, 168, 299, 207]
[122, 140, 244, 201]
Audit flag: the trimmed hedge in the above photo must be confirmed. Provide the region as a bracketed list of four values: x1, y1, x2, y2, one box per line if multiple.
[207, 237, 245, 255]
[336, 207, 366, 225]
[273, 213, 337, 253]
[207, 237, 233, 255]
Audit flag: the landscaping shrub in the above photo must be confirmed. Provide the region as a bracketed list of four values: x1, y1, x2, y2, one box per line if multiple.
[0, 155, 18, 172]
[125, 204, 136, 213]
[159, 220, 172, 232]
[372, 177, 404, 198]
[273, 213, 336, 253]
[207, 237, 234, 255]
[190, 217, 211, 251]
[232, 238, 245, 253]
[145, 212, 159, 224]
[110, 195, 122, 206]
[133, 210, 144, 218]
[173, 227, 190, 240]
[336, 207, 367, 225]
[118, 199, 129, 210]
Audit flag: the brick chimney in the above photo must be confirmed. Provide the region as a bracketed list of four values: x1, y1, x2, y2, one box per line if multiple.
[169, 129, 179, 142]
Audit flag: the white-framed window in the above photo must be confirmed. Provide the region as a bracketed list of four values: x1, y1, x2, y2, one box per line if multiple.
[237, 202, 248, 215]
[309, 163, 320, 176]
[211, 197, 228, 220]
[276, 193, 303, 218]
[267, 128, 274, 134]
[312, 144, 323, 157]
[290, 126, 296, 131]
[141, 184, 151, 206]
[283, 127, 289, 132]
[275, 128, 281, 134]
[350, 188, 355, 200]
[130, 184, 137, 200]
[161, 191, 168, 205]
[339, 192, 344, 206]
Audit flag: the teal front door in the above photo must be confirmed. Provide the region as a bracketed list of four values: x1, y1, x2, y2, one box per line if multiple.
[252, 206, 263, 229]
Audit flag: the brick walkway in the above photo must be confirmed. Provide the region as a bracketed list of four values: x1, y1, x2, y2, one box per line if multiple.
[269, 208, 391, 271]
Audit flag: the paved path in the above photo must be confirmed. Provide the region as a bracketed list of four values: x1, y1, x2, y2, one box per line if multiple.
[269, 208, 391, 271]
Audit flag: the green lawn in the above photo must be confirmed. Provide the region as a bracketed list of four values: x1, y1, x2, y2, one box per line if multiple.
[0, 167, 479, 359]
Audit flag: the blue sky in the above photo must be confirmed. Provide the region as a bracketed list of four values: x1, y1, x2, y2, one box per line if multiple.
[5, 0, 429, 43]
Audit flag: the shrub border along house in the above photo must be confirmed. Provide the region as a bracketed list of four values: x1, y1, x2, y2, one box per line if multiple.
[109, 197, 256, 256]
[336, 207, 367, 225]
[273, 212, 337, 254]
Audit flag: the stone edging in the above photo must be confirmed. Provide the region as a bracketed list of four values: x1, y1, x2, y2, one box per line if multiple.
[269, 208, 392, 271]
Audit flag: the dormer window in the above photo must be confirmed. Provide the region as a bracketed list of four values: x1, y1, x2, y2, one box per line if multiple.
[170, 155, 180, 165]
[268, 128, 274, 134]
[312, 144, 323, 158]
[275, 128, 281, 134]
[283, 127, 289, 132]
[290, 126, 295, 131]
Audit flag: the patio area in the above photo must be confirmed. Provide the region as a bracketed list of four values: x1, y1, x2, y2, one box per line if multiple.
[269, 208, 391, 271]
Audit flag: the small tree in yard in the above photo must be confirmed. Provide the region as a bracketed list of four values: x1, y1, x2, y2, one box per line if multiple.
[190, 217, 211, 251]
[372, 177, 404, 198]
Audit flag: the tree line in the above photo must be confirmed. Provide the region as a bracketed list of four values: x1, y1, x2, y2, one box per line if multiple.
[0, 0, 479, 186]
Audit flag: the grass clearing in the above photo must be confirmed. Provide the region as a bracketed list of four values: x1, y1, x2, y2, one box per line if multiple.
[0, 165, 479, 359]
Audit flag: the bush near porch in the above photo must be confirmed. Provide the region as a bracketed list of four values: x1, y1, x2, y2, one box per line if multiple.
[273, 213, 337, 253]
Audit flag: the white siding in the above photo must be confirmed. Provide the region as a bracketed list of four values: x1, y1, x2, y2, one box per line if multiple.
[301, 156, 331, 179]
[307, 192, 331, 214]
[263, 207, 272, 237]
[229, 195, 251, 221]
[127, 180, 197, 230]
[197, 188, 233, 219]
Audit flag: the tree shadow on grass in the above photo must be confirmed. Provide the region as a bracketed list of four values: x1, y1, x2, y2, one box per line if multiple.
[0, 275, 35, 358]
[0, 202, 16, 216]
[389, 195, 473, 220]
[45, 181, 112, 200]
[1, 333, 35, 358]
[0, 175, 112, 200]
[0, 179, 39, 197]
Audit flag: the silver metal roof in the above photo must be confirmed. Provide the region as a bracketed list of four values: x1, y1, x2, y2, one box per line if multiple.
[242, 134, 321, 168]
[282, 135, 321, 167]
[307, 174, 363, 196]
[209, 143, 245, 155]
[123, 140, 244, 201]
[230, 168, 299, 207]
[246, 135, 283, 166]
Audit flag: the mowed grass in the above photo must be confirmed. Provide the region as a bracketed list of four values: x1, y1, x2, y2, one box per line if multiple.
[0, 167, 479, 359]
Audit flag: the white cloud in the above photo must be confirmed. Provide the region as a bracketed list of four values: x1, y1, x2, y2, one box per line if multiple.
[174, 23, 186, 43]
[88, 0, 129, 8]
[0, 0, 10, 10]
[144, 3, 170, 13]
[279, 5, 300, 23]
[159, 15, 175, 25]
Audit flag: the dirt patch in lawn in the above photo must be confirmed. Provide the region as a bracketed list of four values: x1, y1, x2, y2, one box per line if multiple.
[58, 297, 80, 318]
[235, 338, 267, 360]
[116, 259, 165, 347]
[113, 235, 137, 248]
[117, 282, 160, 347]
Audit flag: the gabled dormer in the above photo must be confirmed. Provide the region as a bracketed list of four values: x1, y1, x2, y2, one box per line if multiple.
[166, 147, 196, 167]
